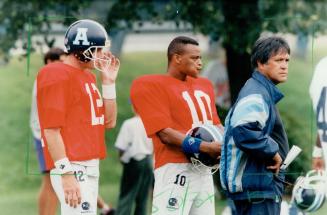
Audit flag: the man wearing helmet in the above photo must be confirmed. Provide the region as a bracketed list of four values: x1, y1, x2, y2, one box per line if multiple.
[131, 36, 222, 215]
[37, 19, 120, 215]
[220, 36, 290, 215]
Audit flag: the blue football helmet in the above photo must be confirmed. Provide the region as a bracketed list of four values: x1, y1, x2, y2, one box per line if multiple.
[292, 170, 326, 213]
[186, 124, 223, 174]
[64, 19, 111, 70]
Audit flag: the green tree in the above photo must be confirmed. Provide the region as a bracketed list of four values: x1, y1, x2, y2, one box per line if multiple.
[1, 0, 326, 98]
[105, 0, 327, 102]
[0, 0, 90, 62]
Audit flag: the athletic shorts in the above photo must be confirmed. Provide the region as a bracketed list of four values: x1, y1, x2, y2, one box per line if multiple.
[33, 137, 49, 173]
[152, 163, 215, 215]
[50, 162, 99, 215]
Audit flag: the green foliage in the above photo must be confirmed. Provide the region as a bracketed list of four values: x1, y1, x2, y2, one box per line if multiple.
[0, 0, 90, 61]
[103, 0, 327, 102]
[2, 0, 327, 102]
[104, 0, 327, 52]
[2, 0, 327, 62]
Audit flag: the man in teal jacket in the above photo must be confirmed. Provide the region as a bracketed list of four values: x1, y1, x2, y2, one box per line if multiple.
[220, 36, 290, 215]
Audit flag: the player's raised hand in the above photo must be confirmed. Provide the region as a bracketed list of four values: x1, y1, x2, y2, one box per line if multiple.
[62, 172, 81, 208]
[95, 50, 120, 84]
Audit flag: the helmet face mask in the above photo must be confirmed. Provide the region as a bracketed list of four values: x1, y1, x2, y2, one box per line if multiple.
[190, 156, 219, 175]
[64, 19, 111, 71]
[186, 124, 223, 175]
[83, 44, 111, 71]
[292, 170, 327, 212]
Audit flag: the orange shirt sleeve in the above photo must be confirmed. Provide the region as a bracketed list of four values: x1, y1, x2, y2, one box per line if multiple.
[37, 67, 69, 128]
[130, 77, 172, 136]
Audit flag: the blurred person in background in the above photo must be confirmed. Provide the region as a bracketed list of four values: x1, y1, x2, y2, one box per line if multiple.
[309, 56, 327, 171]
[115, 105, 153, 215]
[201, 44, 231, 113]
[30, 47, 65, 215]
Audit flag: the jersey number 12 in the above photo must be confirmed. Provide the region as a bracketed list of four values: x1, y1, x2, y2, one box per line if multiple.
[85, 83, 104, 126]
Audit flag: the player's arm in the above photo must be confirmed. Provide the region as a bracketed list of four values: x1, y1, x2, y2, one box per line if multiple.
[103, 99, 117, 129]
[99, 52, 120, 129]
[44, 128, 81, 208]
[312, 134, 325, 170]
[157, 127, 221, 158]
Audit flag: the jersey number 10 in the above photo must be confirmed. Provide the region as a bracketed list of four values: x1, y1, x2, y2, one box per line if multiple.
[182, 90, 213, 126]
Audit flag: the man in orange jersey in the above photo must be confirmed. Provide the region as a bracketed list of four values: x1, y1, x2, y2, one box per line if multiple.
[37, 19, 119, 215]
[131, 36, 222, 215]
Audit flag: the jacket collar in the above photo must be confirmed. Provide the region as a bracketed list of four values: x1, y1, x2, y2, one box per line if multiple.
[252, 70, 284, 104]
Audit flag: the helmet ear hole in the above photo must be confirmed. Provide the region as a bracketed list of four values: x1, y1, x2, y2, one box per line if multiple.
[74, 51, 91, 62]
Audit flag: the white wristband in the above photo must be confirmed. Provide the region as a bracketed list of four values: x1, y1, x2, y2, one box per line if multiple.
[313, 146, 323, 158]
[102, 84, 116, 99]
[54, 157, 73, 174]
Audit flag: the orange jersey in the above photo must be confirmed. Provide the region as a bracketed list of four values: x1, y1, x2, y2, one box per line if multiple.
[37, 62, 106, 169]
[130, 74, 221, 169]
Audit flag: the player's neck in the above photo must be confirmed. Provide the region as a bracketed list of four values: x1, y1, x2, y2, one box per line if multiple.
[167, 67, 187, 81]
[64, 55, 88, 71]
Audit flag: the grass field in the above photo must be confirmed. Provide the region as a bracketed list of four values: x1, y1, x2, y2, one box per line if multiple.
[1, 46, 327, 214]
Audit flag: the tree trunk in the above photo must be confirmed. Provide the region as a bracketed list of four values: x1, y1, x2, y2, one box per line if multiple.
[109, 29, 128, 57]
[224, 44, 252, 104]
[222, 0, 260, 104]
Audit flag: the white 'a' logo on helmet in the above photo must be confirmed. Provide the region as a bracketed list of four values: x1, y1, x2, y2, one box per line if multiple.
[72, 28, 90, 46]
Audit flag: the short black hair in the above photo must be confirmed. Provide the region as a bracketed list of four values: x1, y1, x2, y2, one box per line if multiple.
[44, 47, 65, 65]
[167, 36, 199, 63]
[251, 36, 290, 69]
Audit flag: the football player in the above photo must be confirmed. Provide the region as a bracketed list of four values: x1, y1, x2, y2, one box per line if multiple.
[37, 19, 120, 215]
[130, 36, 222, 215]
[310, 56, 327, 171]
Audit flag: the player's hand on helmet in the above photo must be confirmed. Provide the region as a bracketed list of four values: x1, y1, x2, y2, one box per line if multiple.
[267, 153, 282, 174]
[312, 157, 325, 170]
[96, 51, 120, 84]
[200, 141, 221, 159]
[62, 172, 81, 208]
